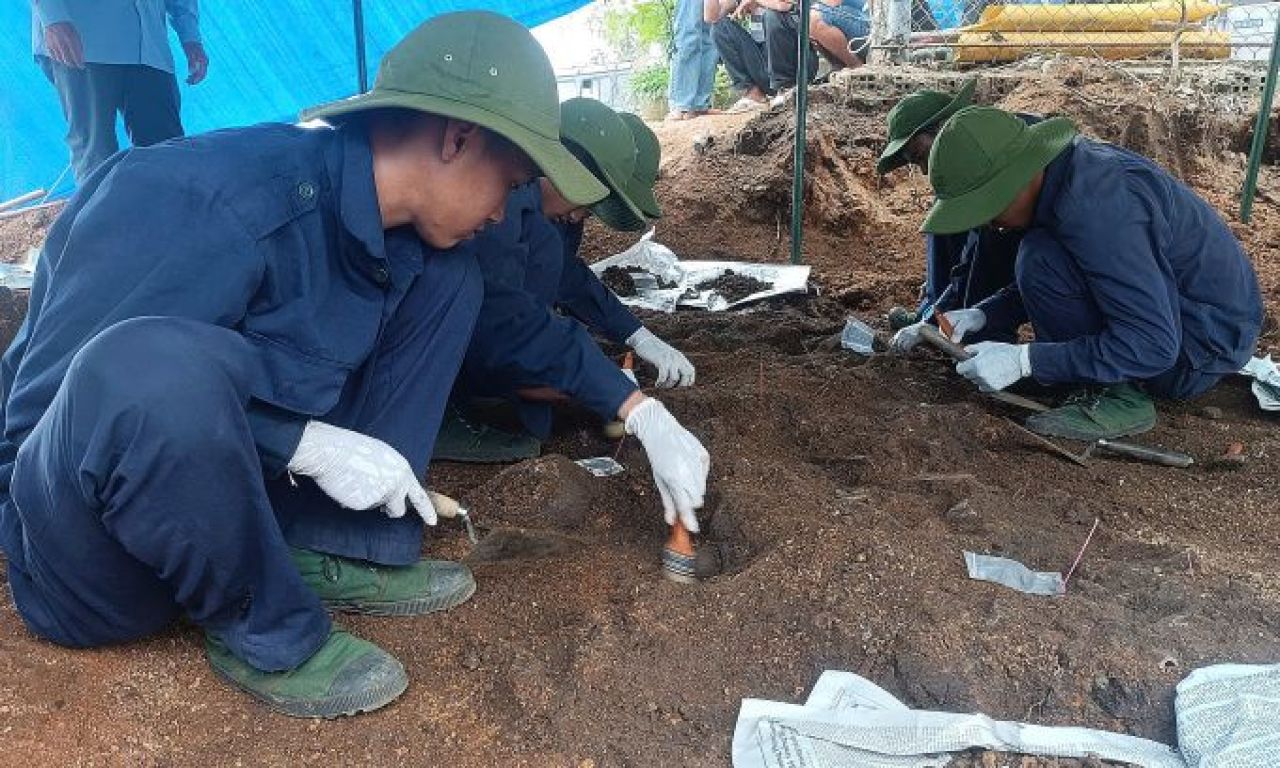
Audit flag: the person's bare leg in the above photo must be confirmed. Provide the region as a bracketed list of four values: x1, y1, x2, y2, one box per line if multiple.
[809, 15, 860, 68]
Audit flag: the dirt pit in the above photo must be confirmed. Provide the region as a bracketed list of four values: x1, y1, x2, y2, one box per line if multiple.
[2, 63, 1280, 767]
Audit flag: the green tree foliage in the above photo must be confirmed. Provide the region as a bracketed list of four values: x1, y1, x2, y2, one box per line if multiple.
[600, 0, 677, 60]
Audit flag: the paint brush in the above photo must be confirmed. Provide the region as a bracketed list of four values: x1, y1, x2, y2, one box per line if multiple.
[603, 353, 636, 441]
[661, 519, 697, 584]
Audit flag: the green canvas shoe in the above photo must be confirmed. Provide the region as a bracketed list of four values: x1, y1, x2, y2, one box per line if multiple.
[433, 406, 541, 463]
[1025, 383, 1157, 441]
[205, 628, 407, 718]
[290, 548, 476, 617]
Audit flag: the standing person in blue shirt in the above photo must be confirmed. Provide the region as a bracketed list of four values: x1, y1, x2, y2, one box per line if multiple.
[0, 13, 623, 718]
[669, 0, 722, 120]
[923, 106, 1263, 440]
[437, 100, 708, 525]
[31, 0, 209, 182]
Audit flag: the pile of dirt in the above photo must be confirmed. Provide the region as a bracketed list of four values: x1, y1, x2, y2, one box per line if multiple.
[695, 269, 772, 303]
[599, 265, 638, 297]
[0, 203, 60, 265]
[3, 63, 1280, 767]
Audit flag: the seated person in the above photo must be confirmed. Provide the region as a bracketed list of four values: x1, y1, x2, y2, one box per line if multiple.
[706, 0, 772, 109]
[758, 1, 819, 95]
[923, 107, 1263, 440]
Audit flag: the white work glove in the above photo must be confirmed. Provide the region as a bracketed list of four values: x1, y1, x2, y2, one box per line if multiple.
[956, 342, 1032, 392]
[287, 421, 437, 525]
[625, 398, 710, 532]
[942, 308, 987, 343]
[627, 327, 696, 388]
[889, 308, 988, 354]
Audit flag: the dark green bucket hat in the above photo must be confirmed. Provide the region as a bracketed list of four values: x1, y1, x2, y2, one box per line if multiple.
[617, 113, 662, 219]
[877, 79, 977, 175]
[560, 98, 648, 232]
[922, 106, 1078, 235]
[301, 11, 607, 206]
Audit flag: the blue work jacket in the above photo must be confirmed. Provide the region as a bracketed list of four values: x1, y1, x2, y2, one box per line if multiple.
[456, 182, 640, 436]
[983, 137, 1263, 385]
[0, 124, 467, 477]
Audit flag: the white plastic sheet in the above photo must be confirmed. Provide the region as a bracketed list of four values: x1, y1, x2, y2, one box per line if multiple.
[1238, 356, 1280, 411]
[1176, 663, 1280, 766]
[732, 670, 1185, 768]
[590, 231, 811, 312]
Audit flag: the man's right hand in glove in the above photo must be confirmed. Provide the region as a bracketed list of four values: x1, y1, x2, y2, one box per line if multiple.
[287, 421, 437, 525]
[621, 393, 710, 533]
[890, 307, 988, 353]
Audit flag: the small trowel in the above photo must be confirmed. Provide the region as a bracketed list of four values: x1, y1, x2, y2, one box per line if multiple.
[427, 490, 480, 544]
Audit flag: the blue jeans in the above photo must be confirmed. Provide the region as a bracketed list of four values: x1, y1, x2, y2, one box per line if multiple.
[816, 1, 870, 41]
[668, 0, 719, 111]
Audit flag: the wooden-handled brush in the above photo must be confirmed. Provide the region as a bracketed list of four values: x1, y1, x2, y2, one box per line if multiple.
[604, 353, 637, 440]
[661, 519, 697, 584]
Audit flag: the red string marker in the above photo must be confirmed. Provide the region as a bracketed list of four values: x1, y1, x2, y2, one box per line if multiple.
[1062, 517, 1101, 593]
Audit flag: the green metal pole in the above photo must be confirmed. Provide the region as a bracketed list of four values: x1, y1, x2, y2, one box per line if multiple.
[1241, 11, 1280, 223]
[790, 0, 813, 265]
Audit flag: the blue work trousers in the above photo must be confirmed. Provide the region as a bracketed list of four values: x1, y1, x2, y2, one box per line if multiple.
[3, 317, 330, 672]
[1018, 232, 1222, 400]
[668, 0, 719, 111]
[1, 251, 479, 670]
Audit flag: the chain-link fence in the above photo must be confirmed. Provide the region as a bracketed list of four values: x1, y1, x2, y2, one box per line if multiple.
[867, 0, 1277, 68]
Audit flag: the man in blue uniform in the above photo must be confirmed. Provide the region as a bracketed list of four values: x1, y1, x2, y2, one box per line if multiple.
[437, 99, 708, 534]
[923, 107, 1263, 439]
[0, 12, 611, 718]
[878, 82, 1032, 350]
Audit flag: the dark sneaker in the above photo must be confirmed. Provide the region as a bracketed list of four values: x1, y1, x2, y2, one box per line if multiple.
[205, 628, 407, 718]
[433, 406, 541, 463]
[1025, 383, 1156, 441]
[290, 548, 476, 617]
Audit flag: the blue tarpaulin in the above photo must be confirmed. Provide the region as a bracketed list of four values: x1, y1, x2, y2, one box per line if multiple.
[0, 1, 590, 202]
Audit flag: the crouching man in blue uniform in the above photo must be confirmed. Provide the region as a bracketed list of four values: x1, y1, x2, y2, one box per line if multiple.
[922, 107, 1263, 440]
[437, 100, 708, 527]
[0, 12, 613, 718]
[878, 82, 1040, 349]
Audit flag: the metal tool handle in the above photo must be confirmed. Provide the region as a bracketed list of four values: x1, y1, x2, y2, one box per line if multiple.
[1095, 439, 1194, 468]
[918, 324, 970, 360]
[918, 325, 1050, 413]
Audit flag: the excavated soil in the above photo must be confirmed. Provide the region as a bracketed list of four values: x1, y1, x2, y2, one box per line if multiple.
[2, 63, 1280, 767]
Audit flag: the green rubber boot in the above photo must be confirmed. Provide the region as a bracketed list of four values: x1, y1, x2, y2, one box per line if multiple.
[205, 628, 407, 718]
[1025, 383, 1157, 441]
[432, 406, 541, 463]
[290, 548, 476, 617]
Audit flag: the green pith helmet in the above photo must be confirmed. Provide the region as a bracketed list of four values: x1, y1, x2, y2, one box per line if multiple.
[617, 112, 662, 218]
[559, 98, 648, 232]
[877, 78, 977, 175]
[302, 11, 607, 206]
[922, 106, 1078, 235]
